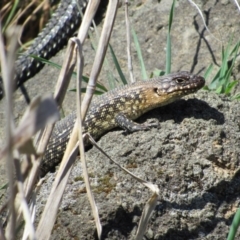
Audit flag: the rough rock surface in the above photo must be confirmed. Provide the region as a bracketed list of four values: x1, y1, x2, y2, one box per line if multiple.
[39, 90, 240, 239]
[1, 0, 240, 239]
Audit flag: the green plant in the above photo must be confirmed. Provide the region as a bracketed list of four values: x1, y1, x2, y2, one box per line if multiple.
[132, 27, 148, 80]
[204, 37, 240, 98]
[227, 208, 240, 240]
[30, 55, 108, 95]
[132, 0, 176, 78]
[165, 0, 176, 74]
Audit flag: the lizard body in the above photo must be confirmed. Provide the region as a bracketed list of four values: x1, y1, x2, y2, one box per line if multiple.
[40, 72, 205, 176]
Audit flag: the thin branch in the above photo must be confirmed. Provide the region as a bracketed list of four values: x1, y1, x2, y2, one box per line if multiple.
[125, 0, 135, 82]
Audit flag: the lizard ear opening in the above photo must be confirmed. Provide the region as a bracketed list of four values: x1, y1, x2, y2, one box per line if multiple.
[153, 88, 159, 93]
[153, 87, 162, 95]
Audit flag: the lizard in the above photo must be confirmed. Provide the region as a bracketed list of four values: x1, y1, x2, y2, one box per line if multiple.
[40, 71, 205, 177]
[0, 0, 88, 100]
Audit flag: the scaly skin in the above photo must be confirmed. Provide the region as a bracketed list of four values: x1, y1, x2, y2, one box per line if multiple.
[0, 0, 87, 100]
[40, 71, 205, 177]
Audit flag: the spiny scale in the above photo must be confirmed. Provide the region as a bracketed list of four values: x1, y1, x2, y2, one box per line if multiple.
[40, 72, 205, 177]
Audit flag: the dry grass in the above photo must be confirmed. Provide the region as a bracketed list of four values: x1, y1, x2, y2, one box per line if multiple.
[0, 0, 56, 51]
[0, 0, 161, 239]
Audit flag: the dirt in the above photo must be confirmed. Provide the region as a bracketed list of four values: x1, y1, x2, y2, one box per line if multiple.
[1, 0, 240, 239]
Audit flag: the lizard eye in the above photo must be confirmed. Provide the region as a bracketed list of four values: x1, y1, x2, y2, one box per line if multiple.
[176, 78, 186, 83]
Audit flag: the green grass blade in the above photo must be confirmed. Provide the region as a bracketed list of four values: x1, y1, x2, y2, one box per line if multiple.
[220, 44, 228, 78]
[208, 69, 220, 90]
[165, 33, 171, 74]
[107, 71, 117, 90]
[132, 28, 148, 80]
[225, 81, 238, 94]
[89, 26, 119, 90]
[204, 63, 213, 80]
[227, 208, 240, 240]
[219, 36, 233, 90]
[165, 0, 176, 74]
[215, 85, 223, 94]
[153, 69, 165, 77]
[0, 182, 8, 190]
[226, 41, 240, 78]
[29, 55, 62, 69]
[206, 37, 240, 94]
[109, 44, 127, 85]
[82, 76, 108, 92]
[168, 0, 176, 32]
[70, 88, 105, 95]
[222, 40, 240, 92]
[232, 93, 240, 100]
[2, 0, 20, 33]
[230, 40, 240, 56]
[29, 55, 108, 92]
[219, 47, 228, 90]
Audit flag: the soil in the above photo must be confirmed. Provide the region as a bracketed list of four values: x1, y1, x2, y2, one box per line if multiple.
[1, 0, 240, 239]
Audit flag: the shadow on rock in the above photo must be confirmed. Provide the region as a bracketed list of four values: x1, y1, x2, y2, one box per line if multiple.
[139, 98, 225, 125]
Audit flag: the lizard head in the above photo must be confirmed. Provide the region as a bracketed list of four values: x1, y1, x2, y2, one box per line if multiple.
[140, 71, 205, 109]
[154, 71, 205, 95]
